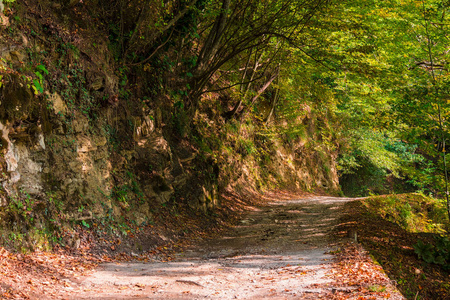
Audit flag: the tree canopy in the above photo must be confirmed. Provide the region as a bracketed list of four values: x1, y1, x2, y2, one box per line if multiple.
[79, 0, 450, 206]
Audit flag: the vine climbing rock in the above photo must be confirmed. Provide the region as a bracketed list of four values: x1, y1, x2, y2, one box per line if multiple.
[56, 194, 404, 299]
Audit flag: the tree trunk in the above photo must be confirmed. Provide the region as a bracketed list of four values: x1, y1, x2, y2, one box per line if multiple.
[126, 0, 199, 61]
[196, 0, 231, 74]
[239, 71, 278, 121]
[265, 86, 279, 125]
[421, 0, 450, 220]
[227, 51, 264, 119]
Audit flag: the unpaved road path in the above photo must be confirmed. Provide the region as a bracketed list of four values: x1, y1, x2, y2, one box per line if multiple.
[63, 196, 404, 299]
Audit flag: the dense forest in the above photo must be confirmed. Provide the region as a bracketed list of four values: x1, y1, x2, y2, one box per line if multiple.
[0, 0, 450, 297]
[101, 0, 450, 204]
[89, 0, 450, 211]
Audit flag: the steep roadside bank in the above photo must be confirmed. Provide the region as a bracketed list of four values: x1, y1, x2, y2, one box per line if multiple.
[0, 0, 339, 254]
[338, 196, 450, 299]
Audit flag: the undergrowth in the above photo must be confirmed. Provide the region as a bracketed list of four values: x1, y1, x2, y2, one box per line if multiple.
[362, 193, 448, 234]
[340, 193, 450, 299]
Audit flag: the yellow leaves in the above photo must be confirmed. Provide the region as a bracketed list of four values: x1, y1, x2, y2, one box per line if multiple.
[376, 8, 400, 19]
[143, 63, 151, 72]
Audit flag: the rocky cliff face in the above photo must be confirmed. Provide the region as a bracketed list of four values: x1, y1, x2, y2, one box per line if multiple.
[0, 68, 222, 225]
[0, 0, 339, 248]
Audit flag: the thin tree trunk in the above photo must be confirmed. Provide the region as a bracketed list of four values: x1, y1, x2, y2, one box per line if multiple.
[239, 71, 278, 121]
[248, 72, 278, 107]
[265, 85, 279, 125]
[240, 50, 253, 93]
[126, 0, 199, 60]
[196, 0, 231, 73]
[265, 64, 281, 124]
[421, 0, 450, 220]
[229, 51, 264, 118]
[438, 104, 450, 220]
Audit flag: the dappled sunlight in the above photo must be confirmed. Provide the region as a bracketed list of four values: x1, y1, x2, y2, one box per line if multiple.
[77, 196, 403, 299]
[85, 246, 335, 299]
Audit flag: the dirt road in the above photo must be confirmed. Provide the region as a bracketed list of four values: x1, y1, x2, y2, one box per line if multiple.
[63, 195, 404, 299]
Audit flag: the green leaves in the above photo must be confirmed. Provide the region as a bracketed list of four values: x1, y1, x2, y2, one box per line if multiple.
[32, 79, 43, 94]
[36, 64, 49, 75]
[414, 236, 450, 269]
[311, 0, 450, 196]
[32, 64, 48, 95]
[414, 240, 436, 263]
[337, 130, 422, 179]
[81, 220, 90, 228]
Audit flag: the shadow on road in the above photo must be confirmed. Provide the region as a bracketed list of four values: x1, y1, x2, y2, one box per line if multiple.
[75, 196, 360, 299]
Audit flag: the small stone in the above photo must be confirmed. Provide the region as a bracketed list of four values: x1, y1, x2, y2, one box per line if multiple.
[45, 92, 68, 115]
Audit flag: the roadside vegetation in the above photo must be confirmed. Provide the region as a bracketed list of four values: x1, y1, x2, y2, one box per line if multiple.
[338, 193, 449, 299]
